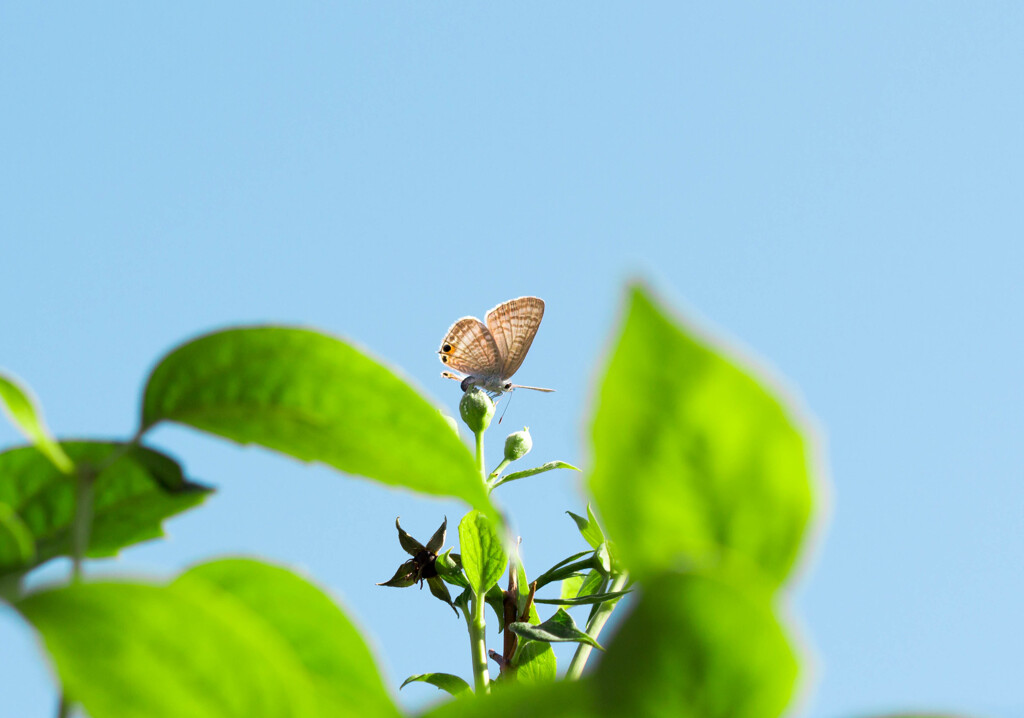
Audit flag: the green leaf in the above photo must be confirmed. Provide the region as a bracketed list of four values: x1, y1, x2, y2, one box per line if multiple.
[436, 549, 469, 588]
[0, 503, 34, 572]
[457, 510, 506, 596]
[490, 461, 580, 489]
[514, 639, 557, 684]
[509, 608, 602, 650]
[534, 589, 630, 607]
[559, 574, 584, 607]
[513, 602, 556, 684]
[0, 442, 210, 574]
[565, 504, 605, 550]
[533, 550, 594, 589]
[593, 571, 798, 718]
[419, 680, 592, 718]
[400, 673, 472, 697]
[588, 285, 816, 586]
[0, 372, 73, 473]
[141, 327, 492, 512]
[18, 579, 322, 718]
[175, 559, 398, 717]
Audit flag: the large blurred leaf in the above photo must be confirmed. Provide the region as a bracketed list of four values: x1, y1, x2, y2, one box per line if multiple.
[592, 571, 798, 718]
[175, 559, 399, 717]
[19, 559, 401, 718]
[0, 372, 73, 473]
[0, 442, 210, 574]
[588, 286, 816, 585]
[18, 579, 320, 718]
[141, 327, 490, 511]
[0, 502, 34, 572]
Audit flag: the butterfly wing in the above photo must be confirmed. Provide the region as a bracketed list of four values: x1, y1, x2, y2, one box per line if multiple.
[485, 296, 545, 380]
[439, 317, 503, 377]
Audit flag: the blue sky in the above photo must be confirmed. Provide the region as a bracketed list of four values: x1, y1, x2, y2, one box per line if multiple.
[1, 3, 1022, 716]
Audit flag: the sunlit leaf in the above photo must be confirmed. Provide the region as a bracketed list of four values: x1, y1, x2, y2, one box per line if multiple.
[18, 580, 321, 718]
[0, 442, 210, 575]
[588, 285, 816, 586]
[419, 680, 592, 718]
[400, 673, 472, 697]
[141, 327, 491, 512]
[457, 510, 506, 596]
[509, 608, 602, 650]
[565, 504, 605, 550]
[593, 571, 798, 718]
[175, 559, 399, 717]
[514, 602, 556, 684]
[490, 461, 580, 489]
[0, 372, 73, 473]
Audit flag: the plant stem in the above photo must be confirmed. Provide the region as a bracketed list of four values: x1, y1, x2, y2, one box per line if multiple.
[487, 458, 511, 485]
[70, 467, 96, 583]
[564, 571, 630, 680]
[474, 429, 485, 479]
[465, 591, 490, 694]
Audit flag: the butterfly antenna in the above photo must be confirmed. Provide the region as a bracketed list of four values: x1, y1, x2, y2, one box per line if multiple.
[498, 391, 514, 424]
[509, 384, 555, 393]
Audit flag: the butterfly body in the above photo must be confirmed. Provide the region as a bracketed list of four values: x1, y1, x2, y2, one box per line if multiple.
[439, 296, 554, 396]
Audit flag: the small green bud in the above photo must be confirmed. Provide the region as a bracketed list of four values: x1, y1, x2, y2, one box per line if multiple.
[504, 427, 533, 461]
[459, 387, 494, 433]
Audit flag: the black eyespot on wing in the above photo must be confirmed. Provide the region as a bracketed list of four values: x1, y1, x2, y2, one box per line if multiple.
[441, 355, 449, 363]
[442, 343, 452, 353]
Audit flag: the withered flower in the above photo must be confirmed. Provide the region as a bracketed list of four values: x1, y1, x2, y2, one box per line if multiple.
[377, 517, 460, 615]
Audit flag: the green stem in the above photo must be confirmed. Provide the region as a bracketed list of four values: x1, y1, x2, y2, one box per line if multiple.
[474, 429, 485, 479]
[487, 458, 511, 484]
[465, 591, 490, 694]
[70, 467, 96, 583]
[564, 571, 630, 680]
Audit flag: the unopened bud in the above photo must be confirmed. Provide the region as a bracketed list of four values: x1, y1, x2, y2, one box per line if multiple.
[504, 427, 533, 461]
[459, 387, 494, 433]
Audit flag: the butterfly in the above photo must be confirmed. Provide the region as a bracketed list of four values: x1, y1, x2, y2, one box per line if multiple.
[439, 296, 555, 396]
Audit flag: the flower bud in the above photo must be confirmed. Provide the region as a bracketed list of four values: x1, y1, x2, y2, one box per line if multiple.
[459, 387, 494, 433]
[503, 427, 533, 461]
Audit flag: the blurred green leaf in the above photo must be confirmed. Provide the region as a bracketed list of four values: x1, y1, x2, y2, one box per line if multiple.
[141, 327, 491, 512]
[19, 559, 402, 718]
[565, 504, 605, 550]
[509, 608, 603, 650]
[0, 372, 73, 473]
[18, 579, 321, 718]
[175, 559, 399, 717]
[593, 571, 798, 718]
[0, 503, 34, 572]
[400, 673, 472, 697]
[457, 510, 506, 596]
[588, 286, 816, 586]
[490, 461, 580, 489]
[0, 442, 210, 575]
